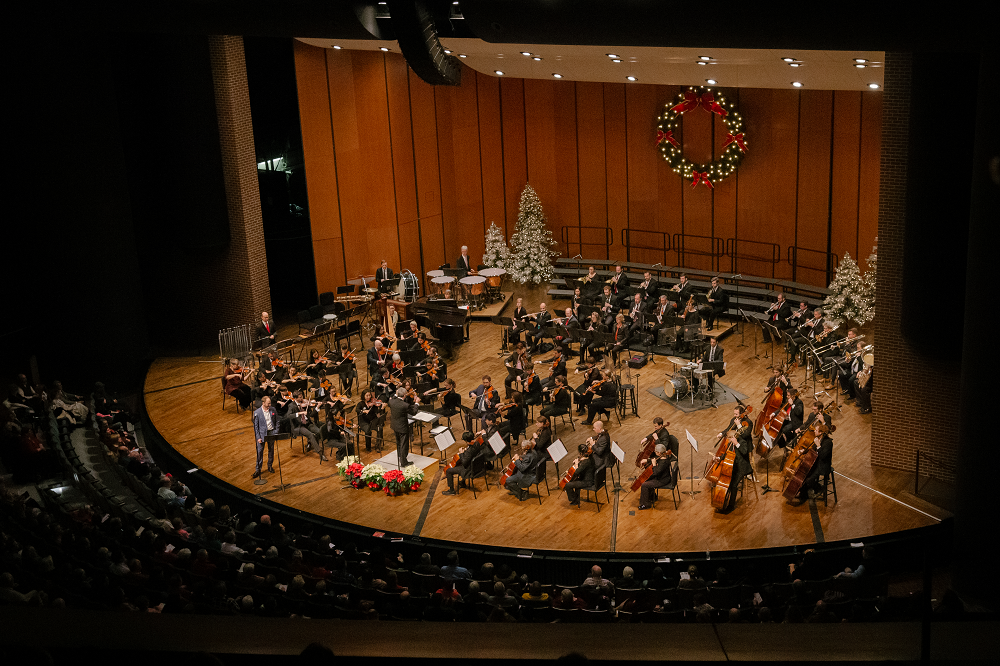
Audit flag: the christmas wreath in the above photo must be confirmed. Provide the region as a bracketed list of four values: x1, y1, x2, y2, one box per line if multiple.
[656, 86, 747, 189]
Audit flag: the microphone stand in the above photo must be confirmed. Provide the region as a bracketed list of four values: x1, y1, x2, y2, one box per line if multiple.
[732, 274, 745, 346]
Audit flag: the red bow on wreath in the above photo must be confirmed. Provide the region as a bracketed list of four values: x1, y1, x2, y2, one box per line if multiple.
[691, 172, 714, 189]
[671, 91, 729, 118]
[656, 129, 680, 148]
[723, 132, 748, 153]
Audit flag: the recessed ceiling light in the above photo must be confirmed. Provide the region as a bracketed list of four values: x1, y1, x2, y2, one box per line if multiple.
[706, 79, 717, 85]
[626, 76, 638, 82]
[533, 56, 542, 61]
[855, 58, 868, 63]
[782, 57, 794, 62]
[699, 56, 711, 61]
[790, 63, 801, 67]
[380, 47, 390, 52]
[792, 81, 803, 88]
[332, 45, 342, 50]
[697, 61, 707, 66]
[495, 70, 504, 76]
[606, 53, 619, 58]
[458, 54, 467, 58]
[553, 73, 563, 79]
[521, 51, 532, 56]
[611, 59, 622, 63]
[443, 49, 452, 54]
[868, 83, 880, 89]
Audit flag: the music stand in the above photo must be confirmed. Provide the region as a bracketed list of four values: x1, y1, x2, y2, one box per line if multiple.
[261, 432, 292, 491]
[758, 430, 778, 494]
[763, 322, 780, 367]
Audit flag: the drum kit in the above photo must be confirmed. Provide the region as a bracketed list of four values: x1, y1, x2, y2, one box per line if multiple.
[662, 356, 715, 405]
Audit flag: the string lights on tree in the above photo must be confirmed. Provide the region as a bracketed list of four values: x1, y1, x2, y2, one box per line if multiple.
[483, 221, 510, 269]
[656, 86, 748, 189]
[507, 184, 559, 284]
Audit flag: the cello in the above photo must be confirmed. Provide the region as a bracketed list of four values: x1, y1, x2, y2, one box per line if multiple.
[709, 432, 740, 509]
[499, 441, 535, 486]
[634, 422, 670, 467]
[559, 443, 593, 489]
[705, 408, 752, 485]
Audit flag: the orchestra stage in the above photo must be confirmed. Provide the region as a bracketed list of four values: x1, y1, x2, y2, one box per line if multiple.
[144, 316, 949, 555]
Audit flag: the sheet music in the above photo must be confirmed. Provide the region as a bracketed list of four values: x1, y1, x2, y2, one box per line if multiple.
[686, 429, 699, 453]
[610, 441, 625, 463]
[413, 411, 440, 423]
[547, 438, 568, 464]
[488, 431, 506, 454]
[434, 428, 455, 451]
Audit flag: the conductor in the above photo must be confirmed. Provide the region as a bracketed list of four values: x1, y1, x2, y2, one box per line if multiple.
[389, 387, 420, 467]
[252, 396, 278, 479]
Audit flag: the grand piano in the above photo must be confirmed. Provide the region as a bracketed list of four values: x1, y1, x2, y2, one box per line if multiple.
[410, 297, 470, 357]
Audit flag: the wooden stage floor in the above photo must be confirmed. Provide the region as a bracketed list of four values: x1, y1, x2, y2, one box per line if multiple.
[144, 313, 949, 555]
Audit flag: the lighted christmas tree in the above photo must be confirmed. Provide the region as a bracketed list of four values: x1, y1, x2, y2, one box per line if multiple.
[483, 222, 510, 269]
[507, 184, 559, 284]
[823, 252, 873, 325]
[860, 238, 877, 321]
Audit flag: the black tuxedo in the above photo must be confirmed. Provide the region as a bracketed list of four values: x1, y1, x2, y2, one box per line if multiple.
[388, 396, 419, 466]
[255, 320, 276, 345]
[375, 266, 395, 291]
[700, 286, 729, 329]
[564, 456, 595, 503]
[456, 254, 472, 272]
[670, 280, 694, 305]
[762, 301, 793, 342]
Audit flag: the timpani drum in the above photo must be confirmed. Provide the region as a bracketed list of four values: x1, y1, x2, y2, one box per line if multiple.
[460, 275, 486, 296]
[663, 375, 689, 399]
[432, 275, 455, 295]
[426, 269, 445, 279]
[479, 267, 506, 288]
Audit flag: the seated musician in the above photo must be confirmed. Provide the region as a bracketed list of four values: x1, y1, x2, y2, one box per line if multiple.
[609, 313, 630, 366]
[468, 375, 500, 430]
[371, 367, 395, 402]
[504, 342, 529, 399]
[504, 441, 541, 501]
[509, 297, 529, 344]
[222, 358, 252, 410]
[788, 308, 824, 359]
[263, 351, 287, 383]
[538, 349, 568, 390]
[540, 375, 572, 419]
[790, 424, 833, 503]
[250, 370, 276, 404]
[434, 378, 462, 419]
[570, 287, 587, 317]
[713, 429, 752, 513]
[588, 419, 613, 470]
[255, 311, 276, 346]
[636, 271, 658, 304]
[642, 416, 673, 456]
[311, 369, 333, 405]
[774, 388, 804, 449]
[498, 392, 527, 442]
[402, 319, 420, 340]
[761, 293, 793, 343]
[521, 367, 543, 407]
[389, 353, 406, 380]
[836, 340, 865, 398]
[580, 311, 608, 363]
[441, 431, 485, 495]
[375, 259, 395, 293]
[273, 385, 295, 418]
[527, 302, 552, 355]
[608, 264, 630, 307]
[532, 416, 552, 452]
[786, 301, 810, 330]
[624, 292, 650, 336]
[305, 349, 328, 377]
[573, 358, 601, 414]
[333, 343, 358, 397]
[795, 401, 827, 437]
[564, 443, 595, 506]
[562, 306, 581, 340]
[650, 294, 676, 337]
[583, 372, 618, 426]
[416, 348, 442, 391]
[675, 297, 701, 352]
[637, 444, 676, 510]
[284, 392, 327, 462]
[669, 274, 694, 306]
[699, 276, 729, 331]
[581, 265, 602, 299]
[693, 337, 725, 391]
[716, 405, 753, 441]
[821, 328, 857, 380]
[765, 366, 791, 401]
[370, 325, 393, 348]
[324, 408, 353, 461]
[368, 339, 391, 375]
[598, 284, 619, 328]
[356, 390, 385, 453]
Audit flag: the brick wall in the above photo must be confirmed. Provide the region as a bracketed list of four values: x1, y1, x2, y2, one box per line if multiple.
[207, 35, 272, 329]
[871, 52, 958, 482]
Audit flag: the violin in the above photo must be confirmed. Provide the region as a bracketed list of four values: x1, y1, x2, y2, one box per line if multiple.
[586, 378, 607, 395]
[321, 378, 333, 393]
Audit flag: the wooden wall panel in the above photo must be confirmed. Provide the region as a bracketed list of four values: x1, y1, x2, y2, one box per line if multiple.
[500, 79, 527, 240]
[576, 82, 609, 259]
[831, 90, 862, 264]
[476, 72, 507, 235]
[294, 43, 883, 293]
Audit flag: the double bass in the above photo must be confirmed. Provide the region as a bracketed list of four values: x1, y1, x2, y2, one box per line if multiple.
[754, 368, 789, 438]
[782, 411, 836, 501]
[704, 409, 752, 509]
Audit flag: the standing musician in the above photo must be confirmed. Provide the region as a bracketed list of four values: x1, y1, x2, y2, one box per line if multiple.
[222, 358, 253, 410]
[761, 293, 793, 343]
[713, 429, 753, 513]
[333, 343, 358, 397]
[773, 388, 804, 449]
[509, 297, 530, 344]
[251, 396, 279, 479]
[468, 375, 500, 429]
[527, 302, 552, 355]
[456, 245, 473, 274]
[573, 358, 602, 415]
[669, 274, 694, 306]
[356, 390, 386, 453]
[540, 375, 572, 420]
[700, 276, 729, 331]
[504, 342, 529, 399]
[504, 440, 541, 501]
[375, 259, 395, 293]
[564, 443, 595, 506]
[388, 387, 420, 467]
[608, 264, 630, 307]
[255, 311, 276, 346]
[441, 431, 486, 495]
[637, 444, 676, 510]
[609, 313, 630, 366]
[789, 424, 834, 503]
[584, 374, 618, 428]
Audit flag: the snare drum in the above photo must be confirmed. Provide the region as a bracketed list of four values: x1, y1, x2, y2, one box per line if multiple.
[460, 275, 486, 295]
[663, 374, 689, 399]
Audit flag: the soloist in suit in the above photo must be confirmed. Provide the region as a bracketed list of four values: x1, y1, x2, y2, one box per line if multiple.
[253, 405, 278, 474]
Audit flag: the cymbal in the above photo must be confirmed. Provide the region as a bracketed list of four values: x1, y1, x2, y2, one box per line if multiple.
[667, 356, 688, 366]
